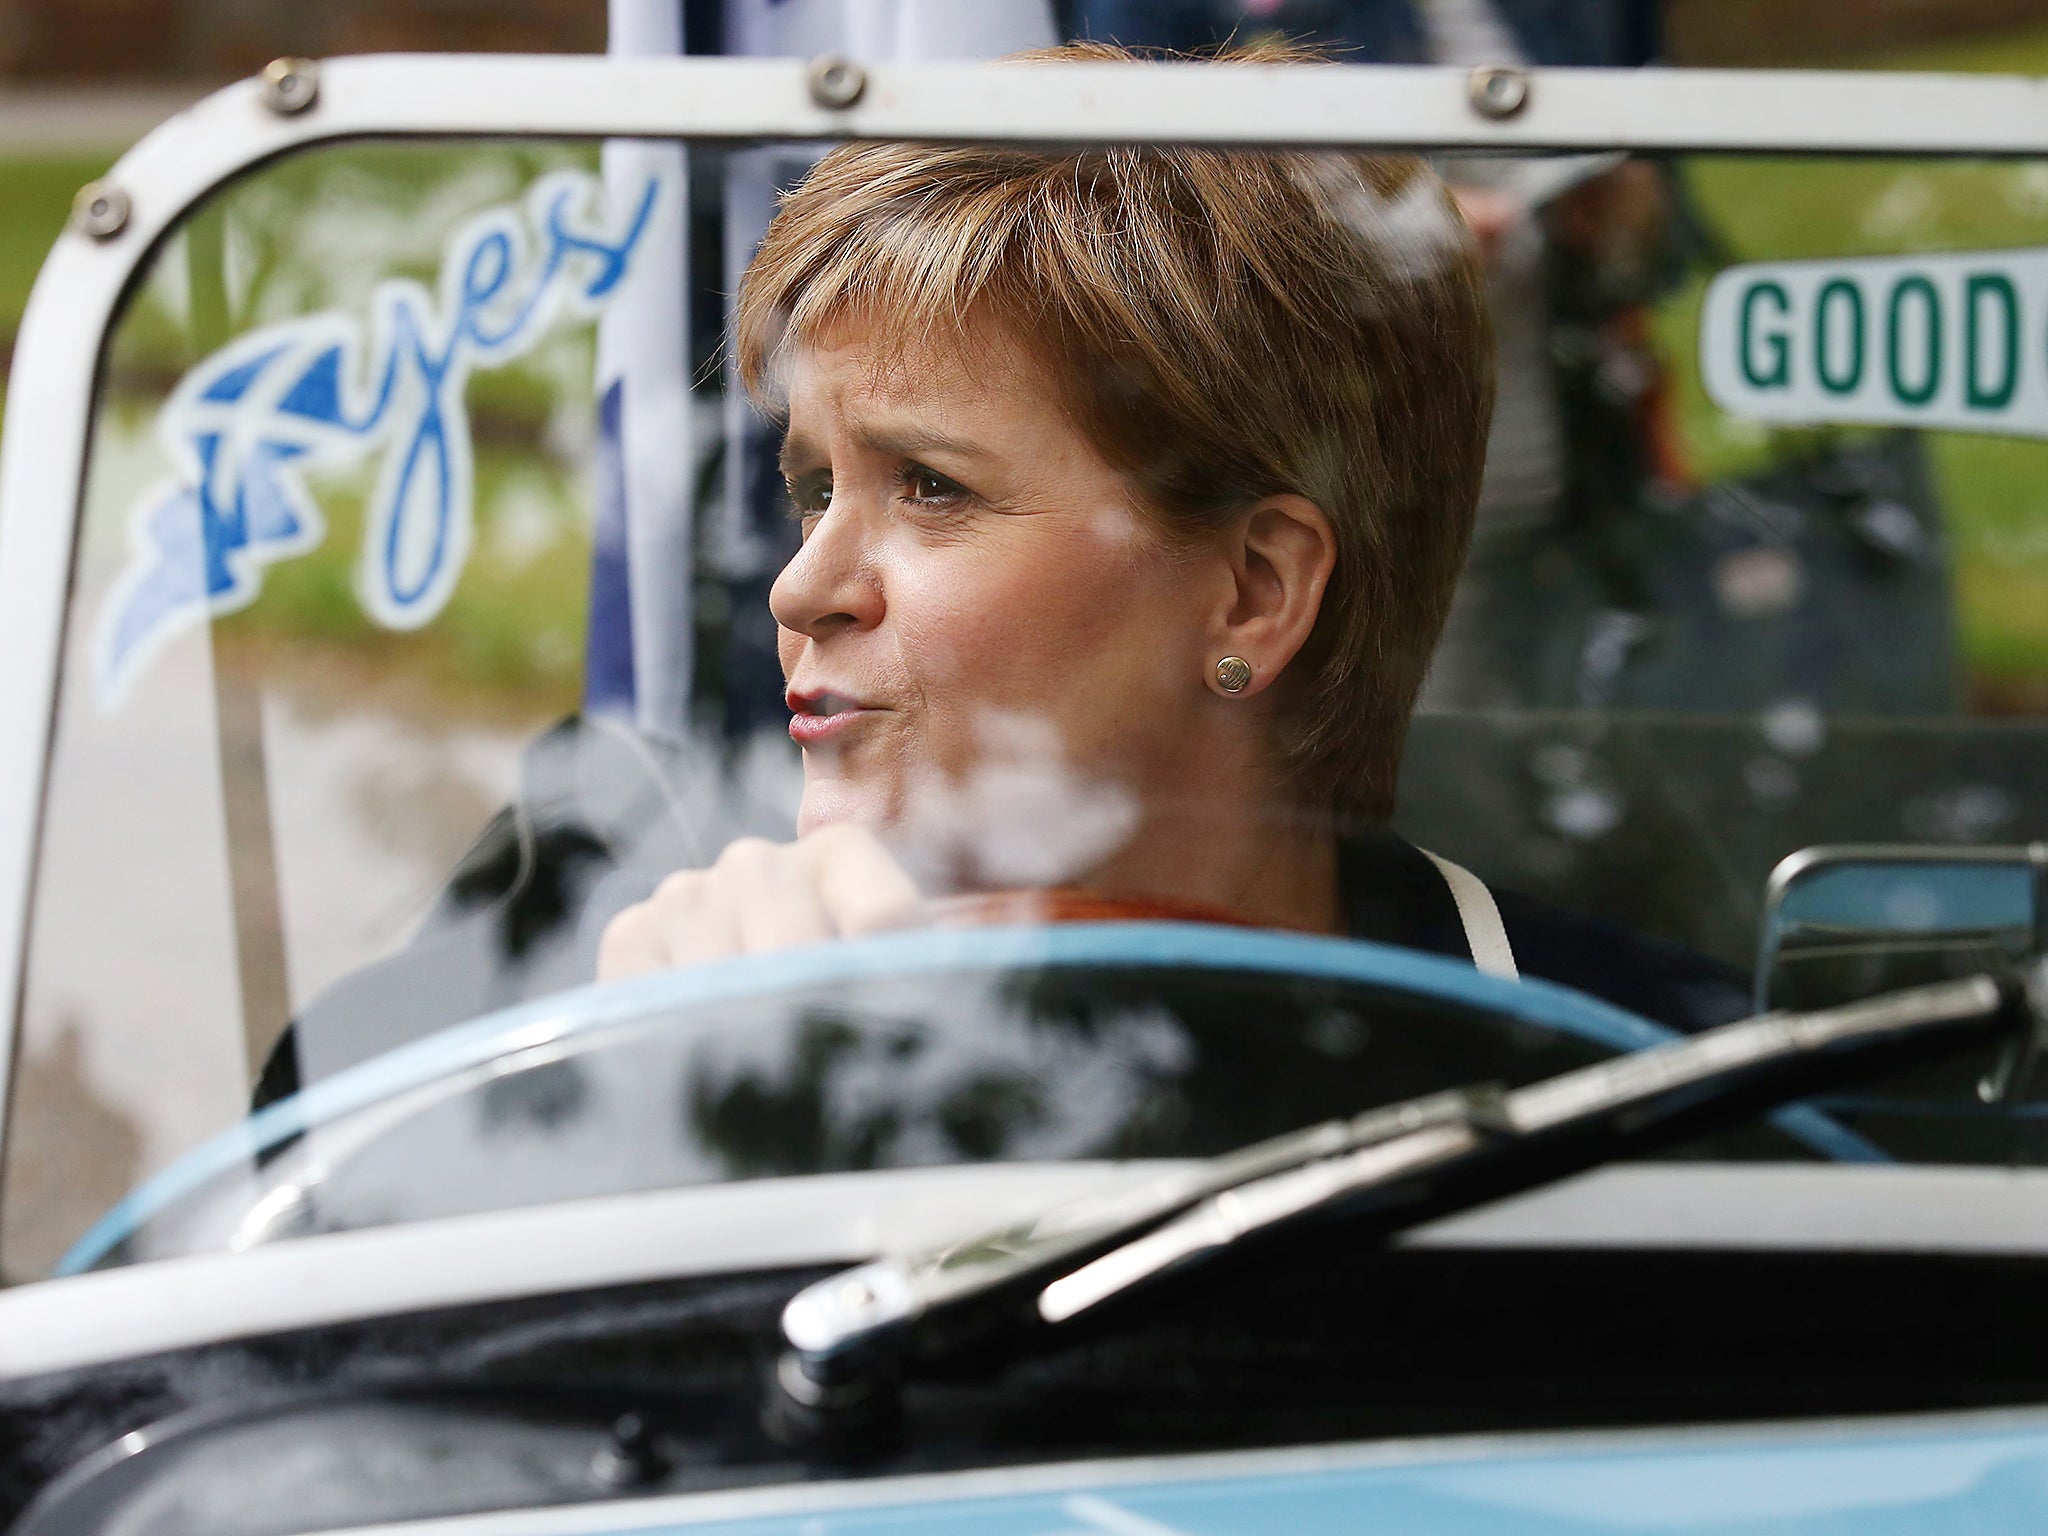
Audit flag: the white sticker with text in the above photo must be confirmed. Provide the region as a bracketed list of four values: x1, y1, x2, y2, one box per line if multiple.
[1701, 247, 2048, 439]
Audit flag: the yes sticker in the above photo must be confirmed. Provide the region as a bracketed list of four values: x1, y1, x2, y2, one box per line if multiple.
[1701, 249, 2048, 439]
[96, 168, 664, 712]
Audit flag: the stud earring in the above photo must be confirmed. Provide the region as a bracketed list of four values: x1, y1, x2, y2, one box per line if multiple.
[1214, 655, 1253, 693]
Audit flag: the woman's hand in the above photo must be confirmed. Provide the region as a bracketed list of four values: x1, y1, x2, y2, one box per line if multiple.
[596, 824, 923, 981]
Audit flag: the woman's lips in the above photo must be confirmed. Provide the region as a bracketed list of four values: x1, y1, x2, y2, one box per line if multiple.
[786, 688, 876, 747]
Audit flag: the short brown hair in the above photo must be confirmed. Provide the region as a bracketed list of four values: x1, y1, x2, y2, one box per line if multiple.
[737, 40, 1493, 819]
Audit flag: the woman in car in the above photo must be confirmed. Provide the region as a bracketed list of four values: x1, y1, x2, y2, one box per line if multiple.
[599, 40, 1742, 1031]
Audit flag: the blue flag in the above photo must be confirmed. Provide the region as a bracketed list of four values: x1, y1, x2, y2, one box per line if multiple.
[590, 0, 693, 736]
[589, 0, 1057, 738]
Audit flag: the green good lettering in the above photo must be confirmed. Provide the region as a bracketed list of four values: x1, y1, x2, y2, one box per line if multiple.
[1815, 279, 1865, 396]
[1885, 275, 1941, 407]
[1740, 280, 1792, 390]
[1966, 272, 2019, 412]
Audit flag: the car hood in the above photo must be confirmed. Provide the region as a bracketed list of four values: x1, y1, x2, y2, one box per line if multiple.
[336, 1410, 2048, 1535]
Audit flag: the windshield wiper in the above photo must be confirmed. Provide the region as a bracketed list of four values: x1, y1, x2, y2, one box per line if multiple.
[772, 968, 2042, 1445]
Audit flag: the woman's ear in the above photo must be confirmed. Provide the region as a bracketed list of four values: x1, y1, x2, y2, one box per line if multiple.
[1209, 493, 1337, 697]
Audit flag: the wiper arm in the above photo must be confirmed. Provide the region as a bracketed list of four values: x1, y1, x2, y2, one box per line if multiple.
[774, 969, 2040, 1443]
[782, 1083, 1506, 1357]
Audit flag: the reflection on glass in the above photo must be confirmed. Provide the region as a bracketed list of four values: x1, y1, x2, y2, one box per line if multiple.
[81, 955, 1804, 1271]
[13, 108, 2048, 1281]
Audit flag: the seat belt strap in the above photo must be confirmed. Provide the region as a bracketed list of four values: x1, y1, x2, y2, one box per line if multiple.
[1418, 848, 1519, 980]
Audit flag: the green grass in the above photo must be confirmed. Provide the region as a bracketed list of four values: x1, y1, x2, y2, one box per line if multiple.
[1855, 22, 2048, 74]
[226, 439, 597, 701]
[0, 154, 111, 334]
[0, 153, 113, 420]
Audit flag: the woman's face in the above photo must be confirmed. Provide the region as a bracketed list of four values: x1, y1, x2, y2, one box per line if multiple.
[770, 314, 1226, 884]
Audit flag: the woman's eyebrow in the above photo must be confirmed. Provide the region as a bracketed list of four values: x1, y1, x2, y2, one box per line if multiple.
[778, 431, 824, 478]
[851, 423, 994, 464]
[777, 422, 994, 477]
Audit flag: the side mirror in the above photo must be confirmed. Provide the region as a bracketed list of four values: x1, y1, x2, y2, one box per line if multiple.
[1757, 844, 2047, 1015]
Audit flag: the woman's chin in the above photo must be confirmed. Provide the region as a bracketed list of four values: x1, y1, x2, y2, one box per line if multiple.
[796, 780, 892, 839]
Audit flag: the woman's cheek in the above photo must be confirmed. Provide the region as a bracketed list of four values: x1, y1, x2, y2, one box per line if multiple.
[882, 515, 1171, 757]
[901, 558, 1084, 703]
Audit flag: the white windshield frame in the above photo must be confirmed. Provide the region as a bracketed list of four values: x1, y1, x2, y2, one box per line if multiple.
[1, 50, 2044, 1180]
[10, 1161, 2048, 1377]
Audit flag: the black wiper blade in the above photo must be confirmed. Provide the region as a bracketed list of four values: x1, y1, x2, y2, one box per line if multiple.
[1040, 976, 2004, 1321]
[781, 1084, 1504, 1358]
[774, 968, 2038, 1439]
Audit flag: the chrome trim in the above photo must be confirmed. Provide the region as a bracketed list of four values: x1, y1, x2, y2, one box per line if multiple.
[3, 51, 2047, 1211]
[1762, 842, 2046, 919]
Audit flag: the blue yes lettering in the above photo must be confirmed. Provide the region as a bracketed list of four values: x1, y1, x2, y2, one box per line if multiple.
[96, 169, 661, 709]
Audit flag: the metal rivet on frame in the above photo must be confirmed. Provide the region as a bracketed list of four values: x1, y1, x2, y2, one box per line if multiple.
[807, 55, 868, 110]
[72, 182, 132, 241]
[260, 56, 321, 116]
[1468, 65, 1530, 121]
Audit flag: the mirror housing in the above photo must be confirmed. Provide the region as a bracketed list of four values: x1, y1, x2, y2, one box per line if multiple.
[1758, 844, 2048, 1015]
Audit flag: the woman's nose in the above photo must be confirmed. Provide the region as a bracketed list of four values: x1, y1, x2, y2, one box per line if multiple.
[768, 501, 883, 641]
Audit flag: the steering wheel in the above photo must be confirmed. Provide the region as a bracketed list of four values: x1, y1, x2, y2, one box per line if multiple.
[58, 922, 1876, 1276]
[927, 889, 1259, 929]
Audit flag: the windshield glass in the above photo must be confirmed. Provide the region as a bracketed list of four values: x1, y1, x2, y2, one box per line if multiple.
[9, 111, 2048, 1282]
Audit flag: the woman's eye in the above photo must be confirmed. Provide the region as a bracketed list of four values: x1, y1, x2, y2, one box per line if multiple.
[787, 470, 833, 518]
[899, 465, 965, 505]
